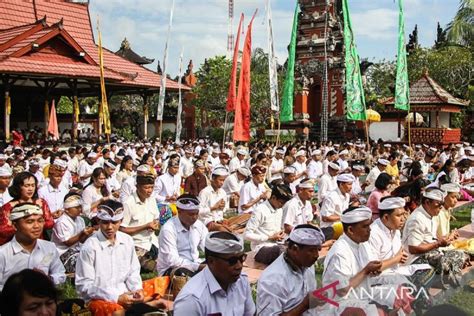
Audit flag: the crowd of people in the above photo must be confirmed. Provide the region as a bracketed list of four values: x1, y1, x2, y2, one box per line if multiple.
[0, 137, 473, 316]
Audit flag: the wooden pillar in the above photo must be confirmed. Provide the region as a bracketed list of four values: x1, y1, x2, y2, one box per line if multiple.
[436, 111, 439, 128]
[4, 89, 10, 143]
[143, 94, 148, 140]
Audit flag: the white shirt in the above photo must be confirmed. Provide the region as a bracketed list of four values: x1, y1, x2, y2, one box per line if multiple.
[38, 182, 69, 214]
[319, 188, 350, 228]
[75, 231, 142, 303]
[122, 193, 160, 251]
[0, 189, 12, 208]
[257, 254, 317, 315]
[402, 205, 437, 263]
[365, 166, 383, 193]
[51, 213, 86, 255]
[198, 185, 228, 225]
[81, 185, 103, 218]
[318, 174, 337, 202]
[229, 157, 244, 173]
[222, 173, 243, 195]
[282, 195, 314, 228]
[174, 267, 255, 316]
[337, 158, 349, 171]
[321, 234, 378, 316]
[153, 172, 181, 203]
[351, 175, 363, 195]
[362, 218, 401, 264]
[0, 237, 66, 290]
[419, 159, 431, 176]
[78, 161, 98, 186]
[238, 180, 267, 214]
[269, 157, 284, 182]
[156, 216, 208, 275]
[119, 175, 136, 204]
[292, 161, 307, 183]
[307, 160, 323, 180]
[106, 174, 121, 193]
[244, 200, 283, 252]
[181, 157, 194, 178]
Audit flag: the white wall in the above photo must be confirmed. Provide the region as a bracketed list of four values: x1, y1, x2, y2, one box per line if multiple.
[429, 112, 450, 128]
[369, 121, 404, 142]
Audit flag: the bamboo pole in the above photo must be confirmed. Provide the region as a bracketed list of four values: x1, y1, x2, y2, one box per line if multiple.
[407, 111, 412, 148]
[365, 120, 371, 152]
[275, 115, 281, 148]
[222, 112, 228, 149]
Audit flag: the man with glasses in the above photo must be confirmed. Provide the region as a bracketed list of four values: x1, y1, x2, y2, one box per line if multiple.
[173, 231, 255, 315]
[244, 183, 293, 265]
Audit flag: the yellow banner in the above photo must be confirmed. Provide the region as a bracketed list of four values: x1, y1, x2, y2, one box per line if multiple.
[5, 95, 11, 115]
[73, 96, 80, 122]
[97, 18, 111, 135]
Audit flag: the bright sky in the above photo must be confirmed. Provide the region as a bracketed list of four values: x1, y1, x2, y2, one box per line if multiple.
[89, 0, 460, 76]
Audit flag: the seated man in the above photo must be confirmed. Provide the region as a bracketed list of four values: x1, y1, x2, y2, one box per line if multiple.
[433, 183, 461, 240]
[318, 162, 339, 203]
[363, 196, 408, 271]
[257, 224, 326, 315]
[184, 160, 208, 197]
[174, 231, 255, 315]
[0, 203, 66, 290]
[319, 173, 354, 238]
[321, 206, 384, 315]
[156, 195, 208, 276]
[282, 178, 316, 234]
[51, 193, 95, 273]
[198, 168, 230, 232]
[222, 167, 250, 207]
[238, 165, 269, 214]
[121, 174, 160, 272]
[75, 200, 166, 315]
[244, 183, 293, 264]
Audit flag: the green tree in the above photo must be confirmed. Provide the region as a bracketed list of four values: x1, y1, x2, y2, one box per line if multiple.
[446, 0, 474, 47]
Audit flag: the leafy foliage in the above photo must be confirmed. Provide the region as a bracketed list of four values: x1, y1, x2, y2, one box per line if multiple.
[446, 0, 474, 47]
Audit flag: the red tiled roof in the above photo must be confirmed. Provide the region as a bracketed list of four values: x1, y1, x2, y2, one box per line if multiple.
[0, 0, 187, 91]
[382, 73, 469, 107]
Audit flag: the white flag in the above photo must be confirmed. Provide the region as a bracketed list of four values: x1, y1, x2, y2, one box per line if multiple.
[175, 49, 184, 144]
[267, 0, 279, 112]
[157, 0, 175, 121]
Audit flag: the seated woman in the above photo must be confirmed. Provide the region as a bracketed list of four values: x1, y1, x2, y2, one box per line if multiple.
[366, 173, 392, 219]
[75, 200, 168, 315]
[0, 171, 54, 245]
[51, 193, 95, 273]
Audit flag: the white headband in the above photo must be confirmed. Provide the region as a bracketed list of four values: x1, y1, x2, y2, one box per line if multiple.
[97, 205, 124, 221]
[205, 232, 244, 254]
[378, 197, 406, 210]
[341, 206, 372, 224]
[289, 226, 325, 246]
[63, 196, 83, 209]
[10, 204, 42, 221]
[423, 189, 446, 202]
[176, 196, 200, 211]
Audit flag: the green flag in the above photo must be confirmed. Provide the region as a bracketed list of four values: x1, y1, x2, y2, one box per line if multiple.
[342, 0, 366, 121]
[395, 0, 410, 111]
[280, 1, 299, 123]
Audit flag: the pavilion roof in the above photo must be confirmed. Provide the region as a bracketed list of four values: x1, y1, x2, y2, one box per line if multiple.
[382, 72, 469, 108]
[0, 0, 187, 91]
[115, 38, 154, 65]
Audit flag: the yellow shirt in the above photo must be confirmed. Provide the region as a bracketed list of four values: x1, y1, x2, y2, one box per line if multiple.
[433, 207, 451, 238]
[385, 163, 399, 178]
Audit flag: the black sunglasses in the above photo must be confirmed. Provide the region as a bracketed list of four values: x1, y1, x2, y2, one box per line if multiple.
[213, 253, 247, 266]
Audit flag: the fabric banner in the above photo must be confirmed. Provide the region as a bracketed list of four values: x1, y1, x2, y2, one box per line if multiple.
[97, 19, 111, 134]
[157, 0, 175, 121]
[226, 14, 244, 112]
[267, 0, 279, 112]
[280, 1, 299, 122]
[394, 0, 410, 111]
[233, 11, 257, 142]
[342, 0, 367, 121]
[47, 99, 59, 140]
[175, 49, 184, 144]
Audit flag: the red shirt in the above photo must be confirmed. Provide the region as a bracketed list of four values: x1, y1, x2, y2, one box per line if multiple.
[0, 198, 54, 245]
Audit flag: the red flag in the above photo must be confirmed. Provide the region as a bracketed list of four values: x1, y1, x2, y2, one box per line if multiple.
[226, 14, 244, 112]
[48, 99, 59, 140]
[233, 10, 257, 142]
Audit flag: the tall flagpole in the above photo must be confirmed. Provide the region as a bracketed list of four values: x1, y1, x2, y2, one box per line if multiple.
[267, 0, 280, 146]
[175, 48, 184, 144]
[157, 0, 175, 144]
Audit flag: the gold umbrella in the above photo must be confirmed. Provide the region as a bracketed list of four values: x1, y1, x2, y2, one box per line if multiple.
[366, 109, 381, 122]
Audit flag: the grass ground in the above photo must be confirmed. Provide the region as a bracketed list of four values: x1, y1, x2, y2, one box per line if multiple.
[447, 289, 474, 316]
[451, 202, 473, 230]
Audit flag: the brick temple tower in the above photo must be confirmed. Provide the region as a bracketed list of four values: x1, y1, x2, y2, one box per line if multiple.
[292, 0, 352, 140]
